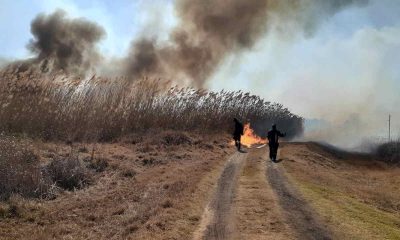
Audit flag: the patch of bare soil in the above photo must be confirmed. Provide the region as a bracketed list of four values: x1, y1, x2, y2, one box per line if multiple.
[194, 151, 247, 240]
[266, 146, 333, 240]
[0, 132, 234, 240]
[235, 148, 294, 240]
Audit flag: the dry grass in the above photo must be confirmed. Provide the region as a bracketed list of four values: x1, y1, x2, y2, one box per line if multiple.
[44, 154, 92, 190]
[0, 135, 50, 200]
[0, 68, 303, 141]
[281, 143, 400, 239]
[0, 132, 233, 239]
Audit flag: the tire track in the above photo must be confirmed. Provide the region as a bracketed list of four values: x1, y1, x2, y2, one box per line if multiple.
[266, 158, 332, 240]
[194, 152, 247, 240]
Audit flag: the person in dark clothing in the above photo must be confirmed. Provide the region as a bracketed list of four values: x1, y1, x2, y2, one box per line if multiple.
[267, 124, 286, 162]
[233, 118, 244, 151]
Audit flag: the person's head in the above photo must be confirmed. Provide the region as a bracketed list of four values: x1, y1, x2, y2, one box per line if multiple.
[234, 118, 238, 123]
[272, 124, 277, 130]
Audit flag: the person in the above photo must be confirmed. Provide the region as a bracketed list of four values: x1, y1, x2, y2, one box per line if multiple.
[233, 118, 244, 151]
[267, 124, 286, 162]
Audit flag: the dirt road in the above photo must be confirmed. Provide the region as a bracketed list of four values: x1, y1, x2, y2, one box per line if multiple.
[193, 152, 247, 240]
[194, 144, 332, 240]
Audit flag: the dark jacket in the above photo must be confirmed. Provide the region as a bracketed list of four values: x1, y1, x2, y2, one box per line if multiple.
[234, 121, 244, 137]
[267, 129, 285, 145]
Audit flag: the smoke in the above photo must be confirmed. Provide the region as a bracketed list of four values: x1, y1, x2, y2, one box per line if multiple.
[123, 0, 271, 86]
[4, 0, 370, 85]
[4, 0, 391, 146]
[122, 0, 369, 86]
[204, 1, 397, 149]
[17, 10, 105, 75]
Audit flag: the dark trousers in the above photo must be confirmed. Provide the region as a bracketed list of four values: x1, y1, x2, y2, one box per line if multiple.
[233, 135, 241, 151]
[269, 143, 279, 160]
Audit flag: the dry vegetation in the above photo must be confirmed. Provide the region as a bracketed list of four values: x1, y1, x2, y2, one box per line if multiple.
[375, 140, 400, 163]
[281, 143, 400, 239]
[0, 132, 233, 239]
[0, 67, 303, 141]
[0, 66, 304, 239]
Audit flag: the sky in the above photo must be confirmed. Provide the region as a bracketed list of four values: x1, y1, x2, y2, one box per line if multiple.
[0, 0, 399, 146]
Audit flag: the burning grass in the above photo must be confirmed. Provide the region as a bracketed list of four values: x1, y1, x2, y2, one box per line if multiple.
[240, 123, 267, 147]
[0, 68, 303, 141]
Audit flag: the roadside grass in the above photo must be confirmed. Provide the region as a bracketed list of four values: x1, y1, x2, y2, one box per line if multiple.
[282, 143, 400, 240]
[297, 182, 400, 240]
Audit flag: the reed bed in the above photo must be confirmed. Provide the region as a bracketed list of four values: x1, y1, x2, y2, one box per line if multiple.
[0, 67, 303, 141]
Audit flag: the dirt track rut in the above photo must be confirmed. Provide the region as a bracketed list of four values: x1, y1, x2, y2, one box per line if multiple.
[194, 152, 247, 240]
[195, 145, 332, 240]
[267, 157, 332, 240]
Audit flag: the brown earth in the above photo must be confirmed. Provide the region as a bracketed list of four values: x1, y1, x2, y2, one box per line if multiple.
[2, 140, 400, 239]
[234, 148, 295, 240]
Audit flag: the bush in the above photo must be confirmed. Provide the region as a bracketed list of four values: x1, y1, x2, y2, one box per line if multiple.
[161, 131, 192, 145]
[45, 154, 92, 190]
[0, 136, 50, 200]
[88, 157, 108, 172]
[376, 141, 400, 163]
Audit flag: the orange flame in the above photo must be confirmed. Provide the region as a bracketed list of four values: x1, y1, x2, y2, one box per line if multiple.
[230, 123, 267, 147]
[241, 123, 267, 147]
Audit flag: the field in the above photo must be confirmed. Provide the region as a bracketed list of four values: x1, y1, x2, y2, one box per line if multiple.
[1, 68, 400, 239]
[0, 132, 233, 239]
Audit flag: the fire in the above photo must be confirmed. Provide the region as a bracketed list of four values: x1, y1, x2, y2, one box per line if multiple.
[229, 123, 267, 148]
[229, 123, 267, 147]
[241, 123, 267, 147]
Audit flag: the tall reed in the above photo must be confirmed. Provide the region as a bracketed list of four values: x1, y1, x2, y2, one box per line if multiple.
[0, 67, 303, 141]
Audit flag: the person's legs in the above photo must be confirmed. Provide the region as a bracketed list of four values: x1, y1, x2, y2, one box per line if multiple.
[269, 144, 273, 160]
[234, 136, 240, 151]
[274, 143, 279, 160]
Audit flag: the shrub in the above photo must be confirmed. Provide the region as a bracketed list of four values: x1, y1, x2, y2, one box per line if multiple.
[88, 157, 108, 172]
[0, 135, 50, 200]
[376, 140, 400, 163]
[45, 154, 91, 190]
[160, 131, 192, 145]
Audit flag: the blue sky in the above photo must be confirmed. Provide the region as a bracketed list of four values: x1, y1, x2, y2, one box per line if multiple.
[1, 0, 400, 144]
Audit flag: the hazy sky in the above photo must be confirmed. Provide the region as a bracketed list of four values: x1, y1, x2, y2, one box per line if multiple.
[1, 0, 399, 144]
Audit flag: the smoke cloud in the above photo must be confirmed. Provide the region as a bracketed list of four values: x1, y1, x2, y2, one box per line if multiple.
[123, 0, 369, 86]
[4, 0, 370, 86]
[123, 0, 270, 86]
[12, 10, 105, 75]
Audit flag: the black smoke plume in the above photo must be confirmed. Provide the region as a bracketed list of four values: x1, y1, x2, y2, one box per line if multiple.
[124, 0, 271, 87]
[123, 0, 369, 86]
[3, 1, 368, 86]
[14, 10, 105, 75]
